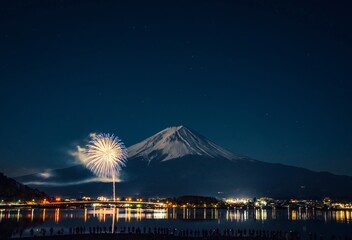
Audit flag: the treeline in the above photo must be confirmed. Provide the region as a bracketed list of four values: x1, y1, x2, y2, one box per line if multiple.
[166, 195, 222, 205]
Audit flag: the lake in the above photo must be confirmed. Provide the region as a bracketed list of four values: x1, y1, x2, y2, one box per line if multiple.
[1, 207, 351, 239]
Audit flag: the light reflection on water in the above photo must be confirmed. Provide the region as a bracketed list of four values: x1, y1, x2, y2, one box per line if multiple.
[1, 208, 351, 238]
[1, 208, 352, 223]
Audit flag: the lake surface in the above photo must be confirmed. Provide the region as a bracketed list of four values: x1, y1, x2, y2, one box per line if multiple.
[1, 207, 351, 239]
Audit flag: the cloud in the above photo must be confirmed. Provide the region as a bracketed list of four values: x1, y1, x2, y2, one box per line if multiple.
[68, 132, 97, 165]
[23, 176, 123, 186]
[37, 171, 54, 179]
[89, 132, 97, 138]
[69, 145, 87, 164]
[7, 168, 48, 178]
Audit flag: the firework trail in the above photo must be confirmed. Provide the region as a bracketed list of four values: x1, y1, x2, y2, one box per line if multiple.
[85, 133, 128, 200]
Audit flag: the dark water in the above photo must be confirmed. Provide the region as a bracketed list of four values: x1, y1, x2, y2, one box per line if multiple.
[1, 208, 351, 239]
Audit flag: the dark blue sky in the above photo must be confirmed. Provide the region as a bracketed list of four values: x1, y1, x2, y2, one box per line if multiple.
[1, 0, 352, 176]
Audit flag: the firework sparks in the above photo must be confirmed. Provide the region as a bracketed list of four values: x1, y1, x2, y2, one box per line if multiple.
[85, 133, 128, 181]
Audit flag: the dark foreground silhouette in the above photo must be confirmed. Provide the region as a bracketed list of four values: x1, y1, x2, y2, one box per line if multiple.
[11, 226, 352, 240]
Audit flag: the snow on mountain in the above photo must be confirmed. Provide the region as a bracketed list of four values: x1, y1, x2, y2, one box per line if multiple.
[128, 126, 248, 162]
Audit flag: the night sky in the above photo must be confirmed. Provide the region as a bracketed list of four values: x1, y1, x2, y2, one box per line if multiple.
[1, 0, 352, 177]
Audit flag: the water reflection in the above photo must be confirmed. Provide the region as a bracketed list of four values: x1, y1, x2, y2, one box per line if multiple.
[1, 207, 351, 239]
[0, 208, 351, 224]
[226, 209, 249, 222]
[55, 208, 60, 223]
[42, 209, 46, 222]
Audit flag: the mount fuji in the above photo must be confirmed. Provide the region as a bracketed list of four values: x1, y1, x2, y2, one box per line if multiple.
[16, 126, 352, 198]
[128, 126, 250, 163]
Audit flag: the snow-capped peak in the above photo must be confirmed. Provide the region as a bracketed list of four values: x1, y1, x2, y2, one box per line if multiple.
[127, 126, 248, 162]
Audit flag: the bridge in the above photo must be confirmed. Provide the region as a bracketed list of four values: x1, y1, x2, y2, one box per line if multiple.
[1, 200, 165, 208]
[42, 200, 165, 207]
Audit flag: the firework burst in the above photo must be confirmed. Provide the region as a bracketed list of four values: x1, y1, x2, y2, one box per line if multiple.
[85, 133, 128, 200]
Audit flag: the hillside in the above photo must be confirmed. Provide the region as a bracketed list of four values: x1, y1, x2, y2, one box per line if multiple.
[0, 172, 48, 201]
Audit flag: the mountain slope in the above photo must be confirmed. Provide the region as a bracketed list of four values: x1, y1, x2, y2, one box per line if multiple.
[0, 172, 48, 201]
[128, 126, 249, 162]
[16, 126, 352, 198]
